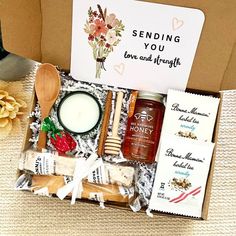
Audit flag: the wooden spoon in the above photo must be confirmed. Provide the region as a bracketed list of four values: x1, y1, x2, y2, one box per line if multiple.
[35, 63, 61, 150]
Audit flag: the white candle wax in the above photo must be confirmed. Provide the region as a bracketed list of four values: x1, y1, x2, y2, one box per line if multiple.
[58, 92, 101, 133]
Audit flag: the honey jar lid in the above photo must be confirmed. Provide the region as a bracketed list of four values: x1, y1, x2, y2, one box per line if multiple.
[138, 91, 163, 103]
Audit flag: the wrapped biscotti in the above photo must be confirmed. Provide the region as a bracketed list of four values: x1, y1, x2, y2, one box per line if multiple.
[18, 150, 135, 187]
[16, 174, 133, 203]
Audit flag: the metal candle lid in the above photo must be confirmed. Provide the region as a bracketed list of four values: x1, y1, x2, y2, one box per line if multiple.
[138, 91, 163, 103]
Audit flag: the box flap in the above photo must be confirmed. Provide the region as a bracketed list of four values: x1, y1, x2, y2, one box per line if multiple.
[40, 0, 72, 70]
[220, 43, 236, 91]
[1, 0, 236, 91]
[0, 0, 42, 62]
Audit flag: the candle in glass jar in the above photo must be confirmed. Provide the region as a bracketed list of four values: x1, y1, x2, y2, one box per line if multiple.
[58, 92, 101, 134]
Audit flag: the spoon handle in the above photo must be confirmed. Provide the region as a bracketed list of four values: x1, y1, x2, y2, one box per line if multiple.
[37, 130, 47, 151]
[37, 107, 51, 151]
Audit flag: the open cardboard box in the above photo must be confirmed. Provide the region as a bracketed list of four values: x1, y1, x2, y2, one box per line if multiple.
[1, 0, 236, 220]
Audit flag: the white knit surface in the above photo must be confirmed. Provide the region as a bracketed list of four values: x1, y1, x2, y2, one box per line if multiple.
[0, 73, 235, 236]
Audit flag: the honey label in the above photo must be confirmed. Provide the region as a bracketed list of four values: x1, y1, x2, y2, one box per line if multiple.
[130, 107, 156, 138]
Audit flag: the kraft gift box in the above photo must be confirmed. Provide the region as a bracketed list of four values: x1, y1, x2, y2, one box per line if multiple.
[1, 0, 236, 220]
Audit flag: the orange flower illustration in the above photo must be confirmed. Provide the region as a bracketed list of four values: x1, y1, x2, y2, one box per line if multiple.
[91, 19, 108, 37]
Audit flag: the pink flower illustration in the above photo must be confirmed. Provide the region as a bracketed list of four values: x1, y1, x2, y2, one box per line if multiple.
[106, 14, 119, 29]
[106, 30, 117, 44]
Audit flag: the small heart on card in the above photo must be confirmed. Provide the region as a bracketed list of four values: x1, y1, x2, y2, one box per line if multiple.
[172, 17, 184, 31]
[114, 63, 125, 75]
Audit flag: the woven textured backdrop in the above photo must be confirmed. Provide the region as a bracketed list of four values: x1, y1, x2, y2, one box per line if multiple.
[0, 72, 236, 236]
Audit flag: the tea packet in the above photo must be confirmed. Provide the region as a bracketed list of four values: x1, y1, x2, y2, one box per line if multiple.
[149, 135, 215, 217]
[161, 89, 220, 142]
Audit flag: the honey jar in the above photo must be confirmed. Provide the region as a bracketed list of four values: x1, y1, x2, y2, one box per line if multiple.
[122, 91, 165, 163]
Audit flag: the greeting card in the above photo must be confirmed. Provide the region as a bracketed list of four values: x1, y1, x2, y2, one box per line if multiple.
[71, 0, 205, 94]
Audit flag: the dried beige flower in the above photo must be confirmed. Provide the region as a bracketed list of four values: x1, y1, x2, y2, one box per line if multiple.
[0, 81, 29, 140]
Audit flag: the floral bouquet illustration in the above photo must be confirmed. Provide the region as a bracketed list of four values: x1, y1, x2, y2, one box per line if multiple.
[84, 5, 125, 78]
